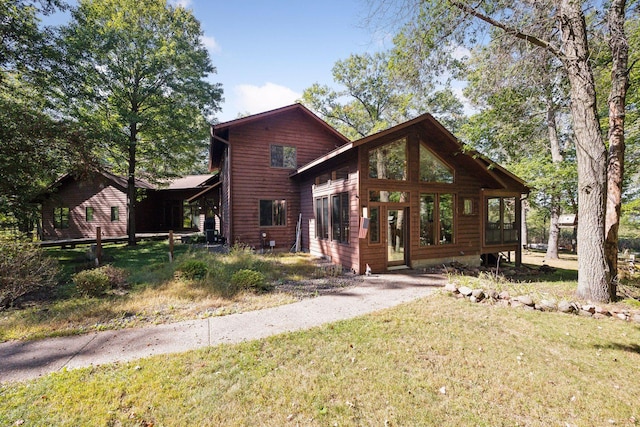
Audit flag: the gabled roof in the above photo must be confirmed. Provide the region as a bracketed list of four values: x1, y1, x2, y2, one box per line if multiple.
[209, 103, 350, 169]
[43, 170, 216, 196]
[292, 112, 529, 193]
[212, 103, 349, 143]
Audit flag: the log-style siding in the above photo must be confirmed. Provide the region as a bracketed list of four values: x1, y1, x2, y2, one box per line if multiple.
[224, 108, 346, 249]
[355, 124, 524, 273]
[304, 159, 360, 273]
[41, 176, 127, 240]
[212, 106, 527, 273]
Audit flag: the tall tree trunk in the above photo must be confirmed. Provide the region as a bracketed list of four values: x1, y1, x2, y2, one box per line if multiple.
[559, 0, 610, 302]
[127, 123, 137, 246]
[545, 95, 564, 260]
[546, 197, 562, 259]
[604, 0, 629, 300]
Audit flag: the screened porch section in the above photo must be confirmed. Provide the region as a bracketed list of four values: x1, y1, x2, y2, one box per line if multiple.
[485, 196, 518, 245]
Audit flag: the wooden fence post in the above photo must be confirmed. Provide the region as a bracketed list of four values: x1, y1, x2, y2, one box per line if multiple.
[169, 230, 174, 263]
[96, 227, 102, 266]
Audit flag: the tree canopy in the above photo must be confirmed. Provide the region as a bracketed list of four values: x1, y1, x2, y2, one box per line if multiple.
[301, 51, 463, 140]
[52, 0, 223, 244]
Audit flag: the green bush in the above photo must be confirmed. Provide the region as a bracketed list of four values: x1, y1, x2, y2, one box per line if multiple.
[230, 269, 268, 292]
[0, 237, 60, 309]
[73, 268, 110, 296]
[99, 265, 129, 288]
[72, 265, 129, 296]
[177, 259, 209, 280]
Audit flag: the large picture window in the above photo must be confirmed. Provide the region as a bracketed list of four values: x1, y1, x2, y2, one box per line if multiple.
[420, 193, 455, 246]
[331, 192, 350, 243]
[260, 200, 286, 226]
[485, 196, 518, 244]
[54, 207, 70, 229]
[368, 138, 407, 181]
[270, 145, 297, 169]
[420, 143, 454, 183]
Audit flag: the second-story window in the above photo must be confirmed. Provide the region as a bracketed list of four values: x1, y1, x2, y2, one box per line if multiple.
[270, 145, 297, 169]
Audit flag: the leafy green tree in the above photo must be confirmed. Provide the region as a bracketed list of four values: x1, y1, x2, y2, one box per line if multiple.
[301, 51, 462, 140]
[53, 0, 223, 245]
[0, 0, 73, 232]
[461, 38, 576, 260]
[374, 0, 630, 302]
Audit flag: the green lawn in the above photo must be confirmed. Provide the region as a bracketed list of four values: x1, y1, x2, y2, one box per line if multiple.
[2, 294, 639, 426]
[1, 242, 349, 342]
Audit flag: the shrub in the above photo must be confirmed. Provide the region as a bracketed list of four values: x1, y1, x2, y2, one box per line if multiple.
[230, 269, 268, 292]
[0, 237, 60, 309]
[99, 265, 129, 288]
[72, 264, 127, 296]
[73, 268, 110, 296]
[177, 259, 209, 280]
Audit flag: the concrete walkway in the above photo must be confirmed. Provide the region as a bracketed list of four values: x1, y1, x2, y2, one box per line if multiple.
[0, 272, 445, 383]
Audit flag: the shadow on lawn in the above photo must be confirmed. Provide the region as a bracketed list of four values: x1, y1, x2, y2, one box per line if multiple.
[595, 342, 640, 355]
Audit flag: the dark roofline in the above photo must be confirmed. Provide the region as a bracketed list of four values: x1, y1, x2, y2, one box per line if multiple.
[212, 103, 350, 145]
[292, 112, 529, 192]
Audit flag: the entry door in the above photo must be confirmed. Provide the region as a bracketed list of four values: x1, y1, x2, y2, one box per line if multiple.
[387, 207, 409, 268]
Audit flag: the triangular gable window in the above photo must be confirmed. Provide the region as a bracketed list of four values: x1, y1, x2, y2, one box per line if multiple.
[420, 143, 454, 183]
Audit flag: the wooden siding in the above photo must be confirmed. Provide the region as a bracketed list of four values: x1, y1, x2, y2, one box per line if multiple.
[357, 128, 522, 273]
[227, 108, 346, 249]
[41, 176, 127, 240]
[304, 162, 360, 273]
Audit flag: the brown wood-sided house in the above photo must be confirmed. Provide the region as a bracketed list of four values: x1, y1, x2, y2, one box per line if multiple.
[40, 171, 219, 240]
[210, 103, 529, 274]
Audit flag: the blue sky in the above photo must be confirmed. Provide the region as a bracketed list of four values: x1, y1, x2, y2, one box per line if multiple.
[178, 0, 387, 122]
[44, 0, 388, 122]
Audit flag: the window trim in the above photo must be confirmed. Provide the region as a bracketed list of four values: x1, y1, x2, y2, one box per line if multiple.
[270, 144, 297, 169]
[54, 207, 70, 229]
[110, 206, 119, 222]
[315, 196, 329, 239]
[484, 196, 518, 245]
[86, 206, 94, 222]
[331, 192, 350, 244]
[419, 193, 456, 246]
[259, 199, 287, 227]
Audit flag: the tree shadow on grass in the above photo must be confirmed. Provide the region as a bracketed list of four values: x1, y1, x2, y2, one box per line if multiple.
[594, 342, 640, 355]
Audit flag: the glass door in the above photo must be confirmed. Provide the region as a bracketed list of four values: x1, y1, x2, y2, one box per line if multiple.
[387, 208, 408, 267]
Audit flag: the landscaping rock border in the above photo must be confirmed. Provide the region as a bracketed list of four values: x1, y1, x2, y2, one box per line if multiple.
[443, 282, 640, 324]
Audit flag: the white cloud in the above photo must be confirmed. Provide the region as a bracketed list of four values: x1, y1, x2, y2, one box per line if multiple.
[234, 82, 301, 115]
[169, 0, 192, 8]
[451, 81, 477, 116]
[201, 35, 221, 54]
[451, 45, 471, 61]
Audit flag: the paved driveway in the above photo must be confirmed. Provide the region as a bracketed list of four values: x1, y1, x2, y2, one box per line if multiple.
[0, 271, 445, 383]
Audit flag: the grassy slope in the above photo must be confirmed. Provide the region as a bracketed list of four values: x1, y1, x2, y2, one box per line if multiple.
[2, 294, 639, 426]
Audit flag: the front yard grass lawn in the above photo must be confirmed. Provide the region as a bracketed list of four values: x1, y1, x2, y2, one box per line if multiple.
[2, 293, 639, 426]
[0, 242, 342, 342]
